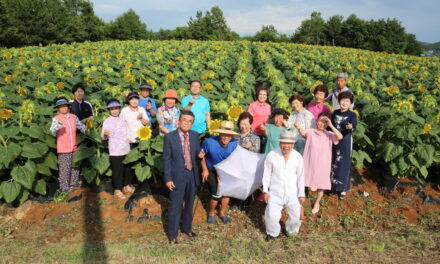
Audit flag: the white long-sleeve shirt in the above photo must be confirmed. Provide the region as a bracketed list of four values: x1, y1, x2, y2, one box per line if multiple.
[262, 147, 305, 201]
[120, 106, 149, 143]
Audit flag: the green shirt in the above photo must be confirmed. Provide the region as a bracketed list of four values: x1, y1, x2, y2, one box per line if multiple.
[264, 124, 287, 154]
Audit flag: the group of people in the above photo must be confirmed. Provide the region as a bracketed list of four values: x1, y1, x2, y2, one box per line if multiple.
[50, 72, 357, 243]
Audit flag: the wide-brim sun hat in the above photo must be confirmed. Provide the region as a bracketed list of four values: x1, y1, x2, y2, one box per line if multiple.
[139, 83, 153, 90]
[278, 130, 296, 143]
[163, 89, 179, 103]
[127, 91, 140, 101]
[213, 120, 239, 136]
[54, 98, 71, 108]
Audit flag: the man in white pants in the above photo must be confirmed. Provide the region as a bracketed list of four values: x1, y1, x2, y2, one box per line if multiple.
[262, 130, 305, 240]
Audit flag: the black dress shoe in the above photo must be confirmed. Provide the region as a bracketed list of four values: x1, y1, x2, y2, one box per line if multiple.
[183, 232, 197, 238]
[169, 238, 178, 244]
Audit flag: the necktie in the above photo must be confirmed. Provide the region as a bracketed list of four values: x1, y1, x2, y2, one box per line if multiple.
[184, 133, 192, 171]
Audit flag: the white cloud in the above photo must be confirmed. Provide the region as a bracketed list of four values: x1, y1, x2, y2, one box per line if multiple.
[225, 5, 308, 35]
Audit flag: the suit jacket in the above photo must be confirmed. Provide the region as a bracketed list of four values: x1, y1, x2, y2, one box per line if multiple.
[163, 129, 201, 186]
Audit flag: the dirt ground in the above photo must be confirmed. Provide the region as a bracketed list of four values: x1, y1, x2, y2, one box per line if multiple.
[0, 167, 439, 246]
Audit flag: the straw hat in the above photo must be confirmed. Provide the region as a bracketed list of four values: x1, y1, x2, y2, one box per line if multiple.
[278, 130, 296, 143]
[213, 120, 239, 136]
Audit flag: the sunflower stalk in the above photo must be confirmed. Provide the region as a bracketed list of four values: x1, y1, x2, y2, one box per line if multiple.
[0, 135, 7, 147]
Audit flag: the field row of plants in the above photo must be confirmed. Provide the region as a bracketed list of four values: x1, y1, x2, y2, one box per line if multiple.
[0, 40, 439, 203]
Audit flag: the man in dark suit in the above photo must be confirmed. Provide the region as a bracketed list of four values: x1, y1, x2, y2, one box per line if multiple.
[163, 110, 201, 244]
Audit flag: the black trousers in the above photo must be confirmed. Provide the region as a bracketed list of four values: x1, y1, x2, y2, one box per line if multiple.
[207, 170, 221, 201]
[167, 169, 197, 239]
[110, 155, 132, 190]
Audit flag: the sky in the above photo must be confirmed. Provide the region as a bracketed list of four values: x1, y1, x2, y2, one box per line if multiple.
[89, 0, 440, 43]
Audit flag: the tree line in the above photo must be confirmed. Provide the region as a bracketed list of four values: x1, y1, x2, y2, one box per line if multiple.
[0, 0, 423, 55]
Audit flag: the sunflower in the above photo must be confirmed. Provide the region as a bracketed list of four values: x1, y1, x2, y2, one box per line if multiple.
[103, 53, 110, 59]
[422, 95, 437, 108]
[204, 83, 214, 90]
[137, 126, 152, 141]
[17, 86, 27, 96]
[410, 66, 419, 73]
[214, 46, 221, 51]
[0, 109, 13, 120]
[124, 74, 135, 83]
[226, 105, 244, 121]
[208, 120, 222, 136]
[423, 124, 432, 134]
[4, 52, 13, 59]
[56, 82, 65, 90]
[167, 61, 176, 67]
[176, 57, 184, 61]
[166, 73, 174, 82]
[386, 86, 399, 96]
[396, 100, 413, 113]
[116, 53, 124, 60]
[418, 87, 427, 92]
[18, 56, 26, 62]
[42, 62, 49, 67]
[92, 59, 99, 65]
[403, 79, 411, 87]
[5, 75, 12, 84]
[147, 79, 157, 86]
[85, 75, 95, 85]
[357, 64, 367, 71]
[310, 80, 323, 96]
[200, 75, 208, 80]
[85, 118, 93, 132]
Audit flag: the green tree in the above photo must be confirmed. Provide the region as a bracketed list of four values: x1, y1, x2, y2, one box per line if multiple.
[252, 25, 289, 42]
[404, 33, 423, 56]
[63, 0, 106, 42]
[292, 11, 326, 45]
[325, 15, 343, 46]
[340, 14, 368, 49]
[186, 6, 239, 41]
[106, 9, 150, 40]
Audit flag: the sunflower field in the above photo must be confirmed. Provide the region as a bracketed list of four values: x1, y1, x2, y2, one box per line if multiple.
[0, 40, 439, 204]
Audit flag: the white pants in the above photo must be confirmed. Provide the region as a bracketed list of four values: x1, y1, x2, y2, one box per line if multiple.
[264, 194, 302, 237]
